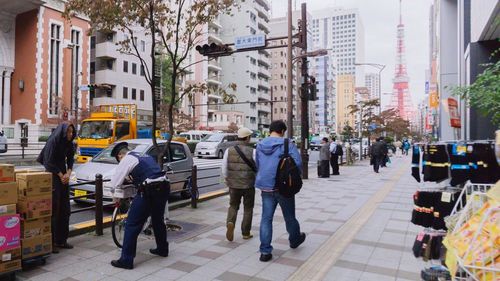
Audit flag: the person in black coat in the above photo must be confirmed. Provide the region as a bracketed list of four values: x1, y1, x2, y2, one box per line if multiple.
[37, 123, 76, 252]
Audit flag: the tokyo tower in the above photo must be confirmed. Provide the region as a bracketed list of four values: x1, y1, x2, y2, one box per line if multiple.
[387, 0, 414, 120]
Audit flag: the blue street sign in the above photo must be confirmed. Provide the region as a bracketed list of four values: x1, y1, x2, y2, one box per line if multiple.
[234, 35, 266, 50]
[368, 123, 377, 131]
[79, 85, 90, 91]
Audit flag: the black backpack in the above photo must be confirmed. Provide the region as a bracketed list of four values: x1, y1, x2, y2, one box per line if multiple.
[275, 139, 303, 198]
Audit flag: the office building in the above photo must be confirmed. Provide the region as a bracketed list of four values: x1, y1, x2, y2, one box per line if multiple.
[0, 0, 90, 141]
[336, 75, 356, 133]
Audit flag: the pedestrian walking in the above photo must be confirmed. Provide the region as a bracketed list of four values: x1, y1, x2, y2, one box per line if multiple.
[221, 127, 256, 241]
[394, 140, 402, 157]
[109, 142, 169, 269]
[255, 120, 306, 262]
[329, 138, 342, 175]
[370, 137, 386, 173]
[37, 123, 76, 253]
[319, 137, 330, 177]
[403, 139, 411, 156]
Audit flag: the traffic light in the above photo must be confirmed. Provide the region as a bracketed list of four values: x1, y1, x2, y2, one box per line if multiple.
[309, 76, 319, 101]
[87, 84, 98, 91]
[195, 43, 232, 57]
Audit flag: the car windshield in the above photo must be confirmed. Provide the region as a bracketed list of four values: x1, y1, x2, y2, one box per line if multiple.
[79, 121, 113, 139]
[92, 143, 149, 164]
[202, 134, 224, 142]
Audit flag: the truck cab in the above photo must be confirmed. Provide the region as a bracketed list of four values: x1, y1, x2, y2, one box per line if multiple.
[76, 104, 137, 163]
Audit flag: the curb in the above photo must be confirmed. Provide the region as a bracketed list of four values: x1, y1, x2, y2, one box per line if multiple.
[68, 189, 229, 237]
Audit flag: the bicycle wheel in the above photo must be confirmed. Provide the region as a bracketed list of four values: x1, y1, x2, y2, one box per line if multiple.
[111, 200, 130, 248]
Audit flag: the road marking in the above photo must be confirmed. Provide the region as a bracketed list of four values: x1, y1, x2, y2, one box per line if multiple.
[288, 163, 406, 281]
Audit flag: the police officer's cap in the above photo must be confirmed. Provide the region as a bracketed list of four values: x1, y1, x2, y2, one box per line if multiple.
[110, 142, 129, 161]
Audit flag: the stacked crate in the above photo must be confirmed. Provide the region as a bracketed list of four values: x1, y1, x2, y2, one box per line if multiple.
[0, 164, 22, 275]
[15, 171, 53, 260]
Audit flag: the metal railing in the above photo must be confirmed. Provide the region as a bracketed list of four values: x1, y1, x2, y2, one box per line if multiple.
[0, 142, 45, 158]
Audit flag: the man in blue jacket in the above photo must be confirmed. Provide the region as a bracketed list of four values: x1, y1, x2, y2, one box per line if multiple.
[255, 120, 306, 262]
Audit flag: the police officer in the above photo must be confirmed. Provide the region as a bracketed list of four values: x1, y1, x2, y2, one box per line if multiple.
[109, 142, 170, 270]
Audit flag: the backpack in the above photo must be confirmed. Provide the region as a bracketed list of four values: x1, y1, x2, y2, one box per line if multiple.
[335, 145, 343, 156]
[275, 139, 303, 198]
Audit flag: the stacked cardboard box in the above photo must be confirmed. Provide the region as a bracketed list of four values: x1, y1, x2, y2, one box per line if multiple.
[15, 172, 53, 260]
[0, 164, 22, 274]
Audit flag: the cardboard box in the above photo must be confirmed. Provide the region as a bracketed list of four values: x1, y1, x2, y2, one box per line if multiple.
[0, 204, 16, 216]
[21, 234, 52, 259]
[17, 194, 52, 220]
[0, 182, 17, 205]
[0, 215, 21, 252]
[21, 217, 51, 239]
[0, 164, 14, 183]
[0, 247, 21, 263]
[0, 259, 21, 274]
[17, 172, 52, 197]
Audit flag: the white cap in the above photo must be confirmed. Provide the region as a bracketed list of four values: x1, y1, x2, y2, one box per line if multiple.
[237, 127, 253, 139]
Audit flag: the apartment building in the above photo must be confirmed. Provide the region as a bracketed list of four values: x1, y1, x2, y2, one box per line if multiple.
[336, 75, 356, 133]
[219, 0, 272, 131]
[312, 55, 337, 133]
[90, 29, 153, 123]
[0, 0, 90, 142]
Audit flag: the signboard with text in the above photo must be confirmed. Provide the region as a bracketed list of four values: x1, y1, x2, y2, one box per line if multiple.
[447, 98, 461, 128]
[234, 35, 266, 50]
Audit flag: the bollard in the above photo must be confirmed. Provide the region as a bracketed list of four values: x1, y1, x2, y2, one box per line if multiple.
[191, 165, 198, 209]
[94, 174, 104, 236]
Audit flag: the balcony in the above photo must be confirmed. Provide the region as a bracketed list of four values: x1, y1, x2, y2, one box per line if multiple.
[254, 4, 269, 22]
[258, 67, 271, 79]
[257, 103, 271, 113]
[258, 79, 270, 90]
[258, 54, 270, 67]
[95, 41, 118, 59]
[94, 69, 120, 86]
[258, 21, 270, 34]
[209, 18, 222, 29]
[207, 104, 221, 112]
[255, 0, 270, 11]
[258, 92, 271, 101]
[206, 75, 222, 86]
[208, 60, 222, 71]
[258, 116, 271, 125]
[208, 29, 223, 45]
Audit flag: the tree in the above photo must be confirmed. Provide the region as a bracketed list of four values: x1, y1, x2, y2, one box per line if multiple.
[341, 124, 355, 141]
[370, 108, 411, 140]
[64, 0, 239, 164]
[226, 122, 239, 133]
[347, 99, 380, 138]
[451, 50, 500, 126]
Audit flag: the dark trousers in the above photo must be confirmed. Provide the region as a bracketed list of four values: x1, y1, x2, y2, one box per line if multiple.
[372, 156, 382, 172]
[121, 184, 169, 266]
[319, 160, 330, 177]
[52, 174, 70, 245]
[330, 154, 340, 175]
[227, 188, 255, 236]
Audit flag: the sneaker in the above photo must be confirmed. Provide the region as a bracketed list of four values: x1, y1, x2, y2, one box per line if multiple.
[226, 222, 235, 242]
[259, 253, 272, 262]
[111, 259, 133, 270]
[242, 233, 253, 240]
[150, 248, 168, 257]
[290, 232, 306, 249]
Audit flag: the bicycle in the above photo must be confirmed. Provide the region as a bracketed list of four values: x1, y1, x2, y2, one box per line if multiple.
[111, 176, 197, 248]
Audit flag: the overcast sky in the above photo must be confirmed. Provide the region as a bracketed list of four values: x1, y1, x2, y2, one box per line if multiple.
[271, 0, 432, 108]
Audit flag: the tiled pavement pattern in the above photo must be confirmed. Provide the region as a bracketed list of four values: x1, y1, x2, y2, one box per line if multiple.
[17, 156, 426, 281]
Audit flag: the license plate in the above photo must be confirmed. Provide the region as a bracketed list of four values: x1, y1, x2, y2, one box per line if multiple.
[74, 189, 87, 200]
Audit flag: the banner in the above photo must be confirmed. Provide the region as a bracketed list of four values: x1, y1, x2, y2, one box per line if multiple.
[447, 98, 461, 128]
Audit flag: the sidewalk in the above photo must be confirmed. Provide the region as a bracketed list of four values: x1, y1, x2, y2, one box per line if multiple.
[17, 156, 423, 281]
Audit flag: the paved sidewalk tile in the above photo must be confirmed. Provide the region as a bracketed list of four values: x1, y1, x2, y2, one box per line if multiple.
[17, 157, 424, 281]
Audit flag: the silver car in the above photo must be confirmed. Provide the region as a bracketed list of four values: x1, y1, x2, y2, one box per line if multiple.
[70, 139, 194, 203]
[194, 133, 238, 159]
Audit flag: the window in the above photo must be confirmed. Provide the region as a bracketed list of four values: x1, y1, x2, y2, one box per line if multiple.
[71, 29, 81, 111]
[250, 12, 256, 22]
[123, 87, 128, 99]
[115, 122, 130, 140]
[140, 90, 144, 101]
[250, 27, 256, 35]
[169, 144, 187, 162]
[49, 23, 61, 115]
[90, 62, 95, 74]
[132, 63, 137, 74]
[140, 40, 145, 52]
[132, 88, 136, 100]
[140, 65, 145, 76]
[90, 36, 96, 49]
[123, 61, 128, 73]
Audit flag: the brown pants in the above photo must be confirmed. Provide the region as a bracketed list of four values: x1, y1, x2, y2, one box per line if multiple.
[226, 188, 255, 236]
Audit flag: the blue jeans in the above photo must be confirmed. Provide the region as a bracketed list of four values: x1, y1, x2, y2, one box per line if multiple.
[121, 184, 169, 266]
[259, 191, 301, 254]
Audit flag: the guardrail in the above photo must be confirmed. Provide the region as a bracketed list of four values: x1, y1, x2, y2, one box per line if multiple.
[0, 142, 45, 158]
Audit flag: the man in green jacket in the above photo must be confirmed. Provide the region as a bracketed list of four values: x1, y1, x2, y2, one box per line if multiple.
[221, 127, 256, 241]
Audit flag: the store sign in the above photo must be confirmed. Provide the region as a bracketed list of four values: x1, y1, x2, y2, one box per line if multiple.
[429, 83, 439, 109]
[447, 98, 461, 128]
[234, 35, 266, 50]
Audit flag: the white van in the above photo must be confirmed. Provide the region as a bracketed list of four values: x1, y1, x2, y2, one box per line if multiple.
[179, 130, 212, 142]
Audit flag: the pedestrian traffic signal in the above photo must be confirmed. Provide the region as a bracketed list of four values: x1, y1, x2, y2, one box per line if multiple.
[195, 43, 232, 57]
[309, 76, 319, 101]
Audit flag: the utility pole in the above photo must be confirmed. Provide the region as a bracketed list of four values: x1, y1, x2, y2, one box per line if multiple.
[299, 3, 309, 179]
[286, 0, 294, 138]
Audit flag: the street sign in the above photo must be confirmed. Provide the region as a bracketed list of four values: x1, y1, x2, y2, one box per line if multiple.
[234, 35, 266, 50]
[368, 123, 377, 132]
[79, 85, 90, 91]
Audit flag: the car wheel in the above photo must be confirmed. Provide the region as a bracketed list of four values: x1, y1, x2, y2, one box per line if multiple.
[218, 150, 224, 159]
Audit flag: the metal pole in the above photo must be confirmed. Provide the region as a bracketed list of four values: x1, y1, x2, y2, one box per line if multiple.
[299, 3, 309, 179]
[270, 86, 274, 121]
[286, 0, 293, 138]
[359, 107, 362, 161]
[94, 174, 103, 236]
[190, 165, 198, 209]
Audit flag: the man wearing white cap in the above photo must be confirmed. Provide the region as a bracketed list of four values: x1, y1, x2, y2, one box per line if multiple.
[221, 127, 257, 241]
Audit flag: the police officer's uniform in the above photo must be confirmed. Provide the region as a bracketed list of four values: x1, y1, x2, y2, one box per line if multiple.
[110, 143, 169, 269]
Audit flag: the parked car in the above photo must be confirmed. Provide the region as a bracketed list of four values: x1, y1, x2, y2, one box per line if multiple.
[179, 130, 213, 153]
[309, 136, 323, 151]
[70, 139, 194, 204]
[194, 133, 238, 159]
